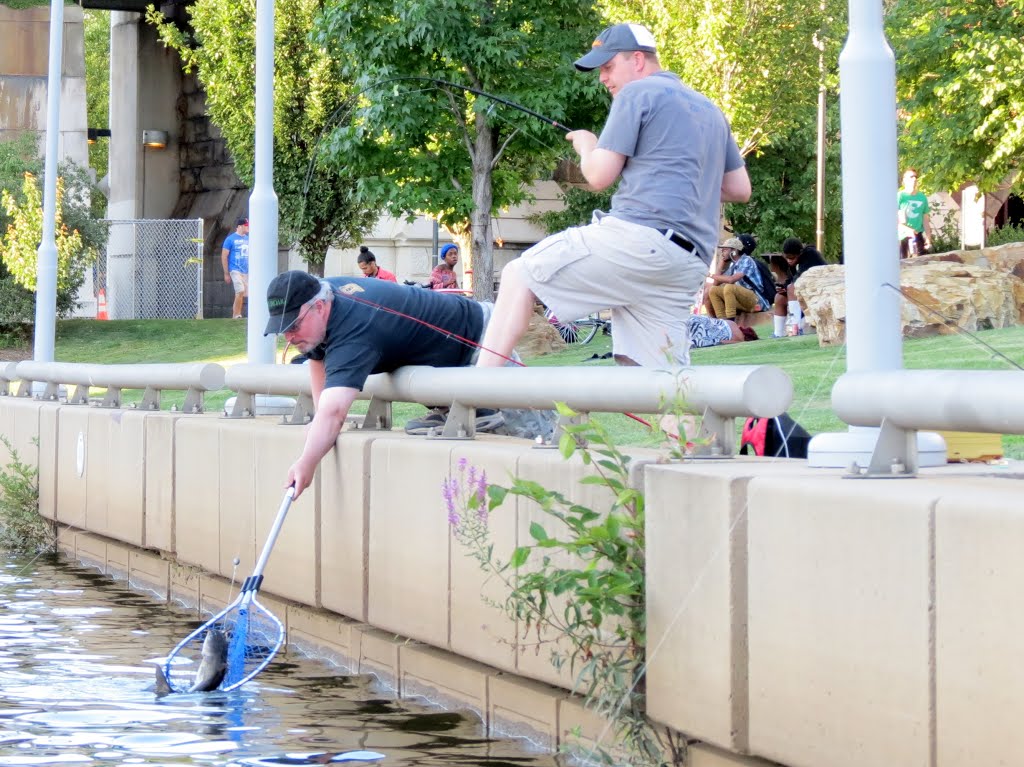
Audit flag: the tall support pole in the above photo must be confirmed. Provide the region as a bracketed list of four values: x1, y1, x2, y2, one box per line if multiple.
[838, 0, 900, 376]
[247, 0, 278, 364]
[807, 0, 945, 468]
[33, 0, 64, 365]
[814, 33, 827, 254]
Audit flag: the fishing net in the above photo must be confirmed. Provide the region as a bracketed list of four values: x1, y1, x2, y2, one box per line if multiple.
[163, 596, 285, 693]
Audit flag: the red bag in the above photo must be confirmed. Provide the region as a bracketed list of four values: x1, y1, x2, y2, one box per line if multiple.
[740, 414, 811, 458]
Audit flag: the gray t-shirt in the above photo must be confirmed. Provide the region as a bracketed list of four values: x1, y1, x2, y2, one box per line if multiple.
[597, 71, 744, 264]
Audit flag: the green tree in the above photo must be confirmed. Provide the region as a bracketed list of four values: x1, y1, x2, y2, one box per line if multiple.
[315, 0, 607, 298]
[889, 0, 1024, 195]
[726, 103, 844, 261]
[0, 135, 107, 324]
[1, 173, 95, 318]
[600, 0, 847, 157]
[147, 0, 379, 273]
[84, 9, 111, 179]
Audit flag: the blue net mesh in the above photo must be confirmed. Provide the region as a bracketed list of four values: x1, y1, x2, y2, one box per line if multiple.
[164, 596, 284, 693]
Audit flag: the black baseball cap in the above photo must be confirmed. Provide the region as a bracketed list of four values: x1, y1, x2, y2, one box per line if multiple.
[264, 270, 321, 335]
[236, 216, 249, 227]
[574, 23, 658, 71]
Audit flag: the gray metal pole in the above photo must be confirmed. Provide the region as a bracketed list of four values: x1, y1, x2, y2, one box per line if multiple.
[247, 0, 278, 364]
[814, 66, 826, 253]
[33, 0, 64, 365]
[807, 0, 945, 468]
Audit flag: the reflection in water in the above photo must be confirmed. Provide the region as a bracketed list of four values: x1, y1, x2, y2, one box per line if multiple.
[0, 553, 560, 766]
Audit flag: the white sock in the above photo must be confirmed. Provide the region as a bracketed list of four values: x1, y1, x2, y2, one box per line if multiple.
[788, 300, 802, 323]
[773, 315, 786, 337]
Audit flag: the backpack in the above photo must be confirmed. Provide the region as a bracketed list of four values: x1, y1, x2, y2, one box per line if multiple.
[748, 257, 778, 311]
[739, 413, 811, 458]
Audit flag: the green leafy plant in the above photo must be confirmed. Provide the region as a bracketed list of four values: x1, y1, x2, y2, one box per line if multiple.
[928, 207, 963, 255]
[0, 437, 54, 553]
[446, 403, 685, 766]
[986, 223, 1024, 248]
[1, 172, 96, 317]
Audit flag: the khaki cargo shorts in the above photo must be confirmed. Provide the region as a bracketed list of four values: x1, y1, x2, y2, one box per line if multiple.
[519, 213, 707, 367]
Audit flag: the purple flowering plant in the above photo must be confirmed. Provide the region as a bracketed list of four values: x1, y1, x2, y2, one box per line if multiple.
[443, 457, 491, 551]
[443, 403, 684, 767]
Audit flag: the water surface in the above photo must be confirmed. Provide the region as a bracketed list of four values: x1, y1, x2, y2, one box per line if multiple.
[0, 553, 561, 766]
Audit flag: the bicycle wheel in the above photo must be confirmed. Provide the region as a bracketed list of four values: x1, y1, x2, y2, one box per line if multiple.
[543, 309, 604, 345]
[574, 313, 601, 345]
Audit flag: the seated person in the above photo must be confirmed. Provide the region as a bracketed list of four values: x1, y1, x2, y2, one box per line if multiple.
[769, 238, 827, 336]
[430, 244, 460, 290]
[356, 246, 397, 282]
[704, 237, 771, 320]
[687, 315, 758, 348]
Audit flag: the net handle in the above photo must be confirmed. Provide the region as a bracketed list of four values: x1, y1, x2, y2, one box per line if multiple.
[252, 486, 295, 580]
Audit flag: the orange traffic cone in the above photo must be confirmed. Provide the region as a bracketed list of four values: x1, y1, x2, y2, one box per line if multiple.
[97, 289, 109, 320]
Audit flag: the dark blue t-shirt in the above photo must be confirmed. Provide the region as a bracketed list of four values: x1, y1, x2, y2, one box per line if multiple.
[305, 277, 485, 391]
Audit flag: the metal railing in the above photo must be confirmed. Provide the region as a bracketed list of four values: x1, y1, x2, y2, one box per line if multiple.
[831, 369, 1024, 475]
[9, 361, 225, 413]
[2, 360, 796, 453]
[225, 363, 794, 454]
[0, 363, 18, 397]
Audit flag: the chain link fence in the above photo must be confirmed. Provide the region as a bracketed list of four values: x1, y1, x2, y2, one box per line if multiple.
[98, 219, 204, 320]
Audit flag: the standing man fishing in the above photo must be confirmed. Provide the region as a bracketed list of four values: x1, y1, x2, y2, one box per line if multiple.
[476, 23, 750, 369]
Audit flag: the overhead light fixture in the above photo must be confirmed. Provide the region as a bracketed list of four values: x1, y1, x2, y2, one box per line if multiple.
[87, 128, 111, 145]
[141, 130, 169, 149]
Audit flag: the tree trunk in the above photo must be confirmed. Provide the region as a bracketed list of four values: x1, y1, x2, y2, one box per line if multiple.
[469, 117, 496, 301]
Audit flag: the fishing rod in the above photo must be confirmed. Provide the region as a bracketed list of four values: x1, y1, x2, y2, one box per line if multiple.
[398, 76, 573, 133]
[302, 74, 573, 198]
[316, 286, 662, 434]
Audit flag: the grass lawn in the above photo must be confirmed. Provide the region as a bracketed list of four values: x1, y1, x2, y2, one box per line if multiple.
[6, 317, 1022, 458]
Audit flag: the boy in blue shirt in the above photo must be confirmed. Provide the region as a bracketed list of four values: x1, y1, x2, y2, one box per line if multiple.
[221, 216, 249, 318]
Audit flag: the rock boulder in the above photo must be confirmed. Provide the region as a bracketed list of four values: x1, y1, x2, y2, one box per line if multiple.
[797, 261, 1024, 345]
[516, 306, 566, 357]
[915, 241, 1024, 279]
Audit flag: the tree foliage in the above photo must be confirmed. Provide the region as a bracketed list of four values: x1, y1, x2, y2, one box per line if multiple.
[0, 135, 107, 323]
[1, 174, 95, 318]
[83, 9, 110, 179]
[601, 0, 847, 157]
[147, 0, 379, 269]
[889, 0, 1024, 195]
[726, 102, 844, 261]
[314, 0, 607, 297]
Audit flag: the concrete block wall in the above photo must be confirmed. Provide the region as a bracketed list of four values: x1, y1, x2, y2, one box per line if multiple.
[5, 395, 1024, 767]
[0, 5, 89, 167]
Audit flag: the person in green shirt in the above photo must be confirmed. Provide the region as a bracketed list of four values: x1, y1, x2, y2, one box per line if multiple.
[898, 168, 932, 258]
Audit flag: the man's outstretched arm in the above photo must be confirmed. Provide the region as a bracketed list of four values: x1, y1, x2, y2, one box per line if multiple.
[287, 382, 359, 499]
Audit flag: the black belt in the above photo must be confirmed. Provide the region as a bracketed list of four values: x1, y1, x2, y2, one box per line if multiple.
[658, 228, 696, 254]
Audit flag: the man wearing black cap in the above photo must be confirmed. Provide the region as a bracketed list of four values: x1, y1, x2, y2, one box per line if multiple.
[221, 217, 250, 319]
[477, 23, 750, 370]
[264, 270, 500, 499]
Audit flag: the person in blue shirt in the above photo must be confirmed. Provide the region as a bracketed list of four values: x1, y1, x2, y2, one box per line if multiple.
[221, 216, 249, 318]
[704, 237, 770, 320]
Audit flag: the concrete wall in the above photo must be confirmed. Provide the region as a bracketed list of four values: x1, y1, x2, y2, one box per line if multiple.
[107, 12, 180, 222]
[0, 4, 88, 167]
[3, 394, 1020, 767]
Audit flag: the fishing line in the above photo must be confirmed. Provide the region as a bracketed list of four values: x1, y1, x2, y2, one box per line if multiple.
[881, 281, 1024, 370]
[321, 287, 664, 432]
[578, 336, 848, 761]
[296, 75, 576, 239]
